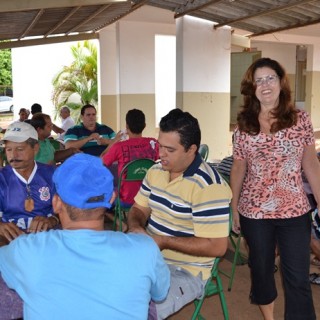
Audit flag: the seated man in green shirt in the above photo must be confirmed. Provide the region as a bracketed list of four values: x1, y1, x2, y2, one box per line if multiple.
[31, 113, 78, 165]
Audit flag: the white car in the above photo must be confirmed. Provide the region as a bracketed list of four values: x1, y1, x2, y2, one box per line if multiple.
[0, 96, 13, 113]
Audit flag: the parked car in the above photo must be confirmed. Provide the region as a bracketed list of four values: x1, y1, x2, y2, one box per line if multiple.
[0, 96, 13, 113]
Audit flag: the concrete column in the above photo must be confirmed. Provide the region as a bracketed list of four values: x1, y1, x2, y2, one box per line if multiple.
[176, 16, 232, 161]
[99, 23, 120, 131]
[306, 44, 320, 129]
[99, 9, 175, 137]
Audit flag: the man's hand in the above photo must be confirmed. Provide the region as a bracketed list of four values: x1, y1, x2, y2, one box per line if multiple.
[127, 204, 151, 234]
[28, 216, 57, 233]
[127, 225, 148, 235]
[0, 222, 24, 242]
[87, 133, 100, 142]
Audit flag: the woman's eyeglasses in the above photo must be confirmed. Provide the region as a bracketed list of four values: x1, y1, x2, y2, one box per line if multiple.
[254, 75, 279, 87]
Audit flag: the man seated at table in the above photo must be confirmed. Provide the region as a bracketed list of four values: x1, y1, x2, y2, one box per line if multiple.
[0, 153, 170, 320]
[30, 113, 78, 165]
[51, 106, 75, 143]
[64, 104, 117, 156]
[127, 108, 232, 319]
[0, 122, 59, 244]
[102, 108, 159, 207]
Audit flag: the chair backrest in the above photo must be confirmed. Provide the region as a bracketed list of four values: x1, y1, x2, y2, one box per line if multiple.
[119, 158, 155, 182]
[117, 158, 156, 202]
[199, 144, 209, 161]
[49, 139, 62, 151]
[113, 158, 155, 231]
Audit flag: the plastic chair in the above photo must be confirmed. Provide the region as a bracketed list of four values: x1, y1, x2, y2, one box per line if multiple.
[199, 144, 209, 161]
[219, 230, 247, 291]
[49, 139, 63, 151]
[113, 158, 155, 231]
[191, 257, 229, 320]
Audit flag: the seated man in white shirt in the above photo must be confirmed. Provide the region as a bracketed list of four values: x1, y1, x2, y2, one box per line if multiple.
[52, 106, 75, 143]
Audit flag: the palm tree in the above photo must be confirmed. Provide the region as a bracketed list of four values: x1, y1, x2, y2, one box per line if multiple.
[52, 40, 98, 123]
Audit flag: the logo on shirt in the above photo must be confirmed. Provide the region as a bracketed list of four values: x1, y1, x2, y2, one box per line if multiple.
[39, 187, 50, 201]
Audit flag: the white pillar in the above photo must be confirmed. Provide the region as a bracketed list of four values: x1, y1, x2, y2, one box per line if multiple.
[176, 16, 232, 160]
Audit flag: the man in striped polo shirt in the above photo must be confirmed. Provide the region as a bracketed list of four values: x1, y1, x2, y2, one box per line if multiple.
[127, 108, 232, 319]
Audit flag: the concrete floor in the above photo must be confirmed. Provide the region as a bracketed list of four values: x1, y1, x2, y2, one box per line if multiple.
[168, 246, 320, 320]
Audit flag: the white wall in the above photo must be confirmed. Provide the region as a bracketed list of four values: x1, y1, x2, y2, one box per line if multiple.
[251, 41, 297, 73]
[118, 19, 176, 94]
[176, 16, 231, 93]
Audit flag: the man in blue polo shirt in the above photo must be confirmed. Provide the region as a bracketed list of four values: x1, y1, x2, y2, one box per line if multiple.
[0, 154, 170, 320]
[64, 104, 118, 156]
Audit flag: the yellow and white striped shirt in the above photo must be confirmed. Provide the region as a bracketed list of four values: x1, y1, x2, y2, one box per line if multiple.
[134, 154, 232, 279]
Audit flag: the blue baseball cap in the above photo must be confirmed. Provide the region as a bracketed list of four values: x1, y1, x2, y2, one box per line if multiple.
[53, 153, 114, 209]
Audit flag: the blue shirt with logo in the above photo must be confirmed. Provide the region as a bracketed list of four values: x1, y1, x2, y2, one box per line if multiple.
[0, 162, 55, 230]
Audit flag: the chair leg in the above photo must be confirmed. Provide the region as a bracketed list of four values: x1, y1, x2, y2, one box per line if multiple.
[192, 298, 205, 320]
[227, 235, 242, 291]
[216, 275, 230, 320]
[112, 206, 123, 231]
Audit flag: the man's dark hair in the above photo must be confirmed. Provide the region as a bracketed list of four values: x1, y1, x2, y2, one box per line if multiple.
[30, 113, 50, 130]
[159, 108, 201, 152]
[81, 104, 96, 115]
[31, 103, 42, 115]
[126, 109, 145, 134]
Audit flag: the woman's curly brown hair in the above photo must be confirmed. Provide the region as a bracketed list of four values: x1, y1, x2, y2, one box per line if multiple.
[237, 57, 297, 135]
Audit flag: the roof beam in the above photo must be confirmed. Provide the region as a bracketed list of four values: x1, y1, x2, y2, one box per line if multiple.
[0, 0, 125, 12]
[214, 0, 314, 29]
[95, 0, 148, 31]
[175, 0, 223, 19]
[44, 7, 81, 37]
[65, 4, 112, 34]
[19, 9, 44, 40]
[249, 18, 320, 38]
[0, 33, 99, 50]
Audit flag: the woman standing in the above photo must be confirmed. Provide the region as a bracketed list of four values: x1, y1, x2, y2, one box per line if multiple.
[231, 57, 319, 320]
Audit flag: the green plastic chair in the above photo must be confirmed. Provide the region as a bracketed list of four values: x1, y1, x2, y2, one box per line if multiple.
[113, 158, 155, 231]
[199, 144, 209, 161]
[219, 230, 247, 291]
[219, 206, 247, 291]
[192, 257, 229, 320]
[49, 139, 63, 151]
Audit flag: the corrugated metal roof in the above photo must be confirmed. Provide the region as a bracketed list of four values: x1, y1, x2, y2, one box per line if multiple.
[0, 0, 319, 48]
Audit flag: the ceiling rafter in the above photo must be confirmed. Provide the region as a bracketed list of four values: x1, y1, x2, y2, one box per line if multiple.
[174, 0, 222, 19]
[66, 4, 112, 34]
[214, 0, 315, 29]
[44, 6, 81, 37]
[94, 0, 148, 32]
[19, 9, 44, 40]
[249, 17, 320, 37]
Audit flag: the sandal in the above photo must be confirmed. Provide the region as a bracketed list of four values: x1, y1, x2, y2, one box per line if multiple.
[310, 257, 320, 267]
[309, 273, 320, 285]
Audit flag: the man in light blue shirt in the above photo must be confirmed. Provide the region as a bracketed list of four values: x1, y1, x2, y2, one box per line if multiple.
[0, 153, 170, 320]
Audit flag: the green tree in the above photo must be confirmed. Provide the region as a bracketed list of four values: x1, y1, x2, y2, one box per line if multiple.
[0, 47, 12, 95]
[52, 40, 98, 123]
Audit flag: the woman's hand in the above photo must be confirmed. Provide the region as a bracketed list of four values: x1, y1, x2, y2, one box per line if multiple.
[232, 210, 241, 234]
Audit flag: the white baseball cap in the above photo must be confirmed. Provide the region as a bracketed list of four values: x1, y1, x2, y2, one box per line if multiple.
[3, 122, 38, 142]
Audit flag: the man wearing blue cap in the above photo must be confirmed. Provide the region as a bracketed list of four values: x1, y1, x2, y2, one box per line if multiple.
[0, 153, 170, 320]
